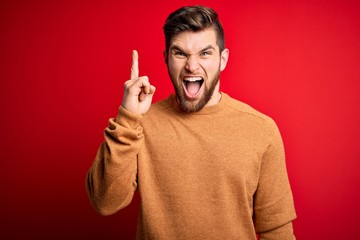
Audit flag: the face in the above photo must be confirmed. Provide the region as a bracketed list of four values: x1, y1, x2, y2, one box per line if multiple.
[165, 28, 229, 113]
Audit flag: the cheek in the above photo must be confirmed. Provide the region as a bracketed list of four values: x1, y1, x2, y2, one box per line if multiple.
[168, 60, 183, 75]
[202, 60, 220, 75]
[168, 62, 177, 72]
[167, 62, 180, 84]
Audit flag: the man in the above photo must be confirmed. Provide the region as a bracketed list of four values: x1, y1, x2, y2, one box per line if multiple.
[86, 5, 296, 239]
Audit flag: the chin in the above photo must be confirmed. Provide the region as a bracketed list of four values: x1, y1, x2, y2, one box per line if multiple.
[177, 92, 211, 113]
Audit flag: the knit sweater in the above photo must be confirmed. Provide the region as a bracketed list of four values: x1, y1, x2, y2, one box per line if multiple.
[86, 93, 296, 239]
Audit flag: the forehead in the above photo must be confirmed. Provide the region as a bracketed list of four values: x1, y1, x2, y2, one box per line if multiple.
[170, 28, 219, 52]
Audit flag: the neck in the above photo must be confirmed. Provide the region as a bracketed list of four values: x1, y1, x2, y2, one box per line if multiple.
[206, 82, 221, 107]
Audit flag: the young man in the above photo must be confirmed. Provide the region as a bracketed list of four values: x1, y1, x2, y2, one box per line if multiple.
[86, 5, 296, 239]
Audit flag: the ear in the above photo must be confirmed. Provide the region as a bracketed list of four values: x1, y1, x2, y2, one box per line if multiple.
[220, 48, 229, 71]
[163, 50, 168, 64]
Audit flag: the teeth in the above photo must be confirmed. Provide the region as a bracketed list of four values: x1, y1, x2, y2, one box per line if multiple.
[184, 76, 202, 82]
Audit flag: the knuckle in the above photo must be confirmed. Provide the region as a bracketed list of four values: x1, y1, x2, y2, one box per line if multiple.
[139, 76, 149, 84]
[124, 80, 136, 91]
[124, 80, 131, 89]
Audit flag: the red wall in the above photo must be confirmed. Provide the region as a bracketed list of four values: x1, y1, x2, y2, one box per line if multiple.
[1, 0, 359, 239]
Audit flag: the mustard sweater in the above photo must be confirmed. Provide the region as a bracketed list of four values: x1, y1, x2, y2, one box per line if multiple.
[86, 93, 296, 239]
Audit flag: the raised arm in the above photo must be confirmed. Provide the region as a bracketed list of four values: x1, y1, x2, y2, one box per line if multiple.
[85, 50, 156, 215]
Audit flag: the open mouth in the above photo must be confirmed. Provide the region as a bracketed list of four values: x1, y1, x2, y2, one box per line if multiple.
[183, 76, 204, 100]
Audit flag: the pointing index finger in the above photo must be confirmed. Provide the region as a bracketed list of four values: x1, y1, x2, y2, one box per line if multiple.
[130, 50, 139, 80]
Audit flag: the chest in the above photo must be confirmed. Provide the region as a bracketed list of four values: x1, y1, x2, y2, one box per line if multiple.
[140, 114, 267, 195]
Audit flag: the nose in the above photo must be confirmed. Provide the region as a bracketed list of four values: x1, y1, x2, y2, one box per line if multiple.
[185, 56, 200, 72]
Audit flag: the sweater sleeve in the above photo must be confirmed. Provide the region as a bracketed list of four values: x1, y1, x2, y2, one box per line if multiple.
[254, 119, 297, 239]
[85, 106, 144, 216]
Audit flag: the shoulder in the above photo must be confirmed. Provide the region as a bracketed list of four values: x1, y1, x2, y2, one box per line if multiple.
[222, 93, 280, 134]
[223, 94, 284, 147]
[148, 97, 173, 115]
[141, 96, 174, 123]
[224, 94, 274, 121]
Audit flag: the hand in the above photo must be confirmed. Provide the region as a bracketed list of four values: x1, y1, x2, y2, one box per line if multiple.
[122, 50, 156, 115]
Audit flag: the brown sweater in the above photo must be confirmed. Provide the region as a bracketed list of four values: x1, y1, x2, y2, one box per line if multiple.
[86, 93, 296, 239]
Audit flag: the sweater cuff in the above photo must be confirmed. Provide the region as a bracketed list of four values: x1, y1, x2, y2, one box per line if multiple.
[115, 106, 143, 129]
[258, 221, 295, 240]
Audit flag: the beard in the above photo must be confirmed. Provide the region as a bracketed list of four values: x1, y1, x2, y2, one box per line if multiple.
[170, 68, 221, 113]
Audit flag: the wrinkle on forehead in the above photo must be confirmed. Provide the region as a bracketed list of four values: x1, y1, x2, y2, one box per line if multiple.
[170, 29, 219, 54]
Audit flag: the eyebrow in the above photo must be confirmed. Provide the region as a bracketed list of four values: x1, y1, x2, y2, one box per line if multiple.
[170, 44, 216, 54]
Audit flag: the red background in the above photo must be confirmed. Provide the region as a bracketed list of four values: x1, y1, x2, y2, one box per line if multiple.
[1, 0, 359, 239]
